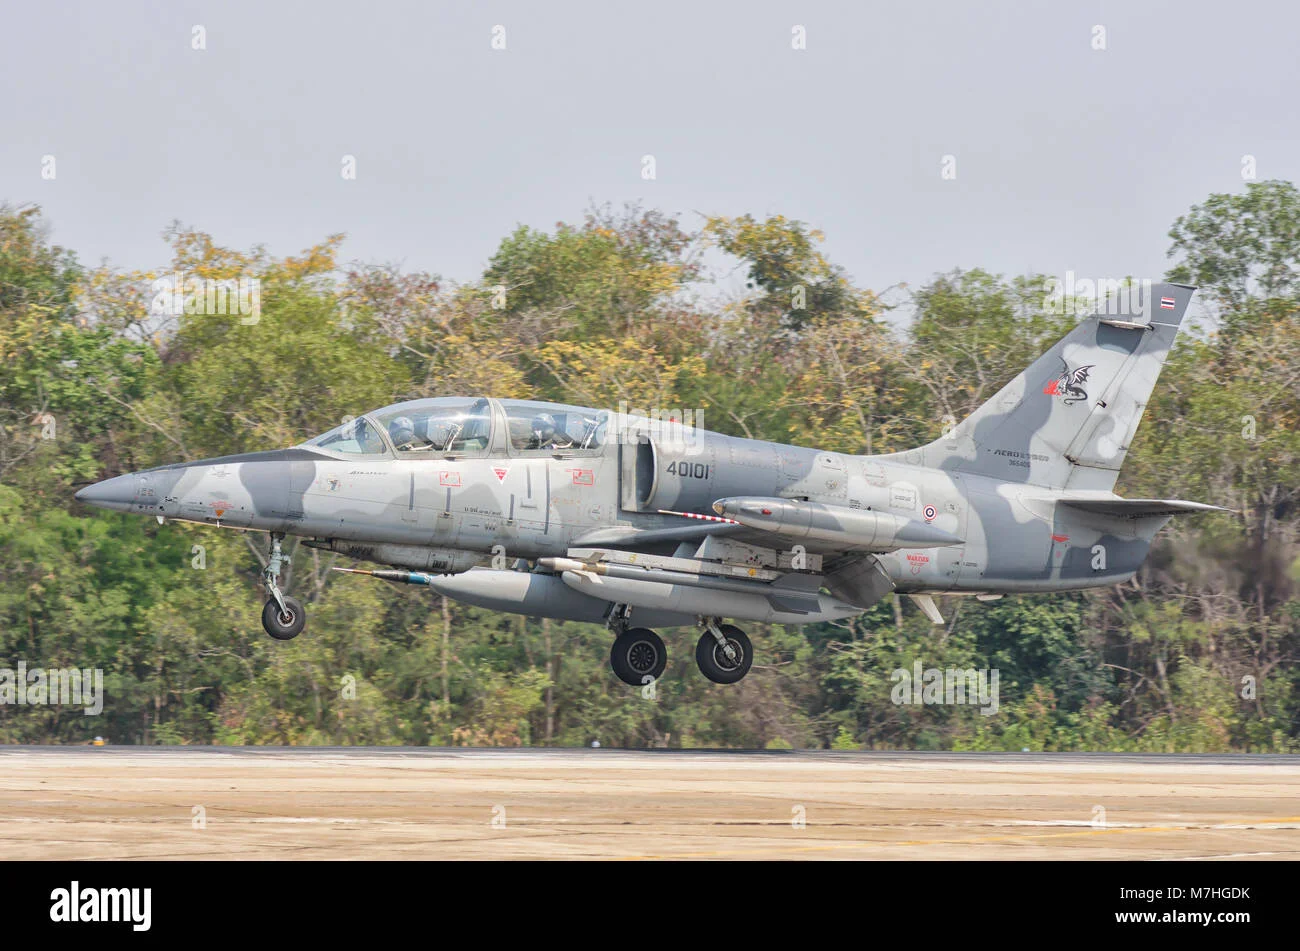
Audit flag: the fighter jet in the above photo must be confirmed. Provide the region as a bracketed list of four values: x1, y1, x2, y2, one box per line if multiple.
[76, 282, 1224, 686]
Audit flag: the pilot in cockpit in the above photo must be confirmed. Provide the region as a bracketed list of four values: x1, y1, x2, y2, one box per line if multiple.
[387, 416, 417, 451]
[427, 419, 460, 452]
[530, 413, 575, 450]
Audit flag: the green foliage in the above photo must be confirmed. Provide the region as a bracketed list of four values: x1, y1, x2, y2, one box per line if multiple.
[1167, 179, 1300, 319]
[1, 191, 1297, 751]
[704, 213, 870, 330]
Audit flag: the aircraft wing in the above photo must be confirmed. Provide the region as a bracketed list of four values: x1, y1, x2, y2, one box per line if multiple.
[571, 520, 746, 548]
[574, 495, 964, 557]
[539, 542, 889, 624]
[560, 498, 944, 620]
[1055, 497, 1233, 519]
[572, 520, 824, 559]
[554, 494, 971, 621]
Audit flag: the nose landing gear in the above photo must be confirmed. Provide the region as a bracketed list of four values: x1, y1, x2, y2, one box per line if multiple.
[261, 533, 305, 640]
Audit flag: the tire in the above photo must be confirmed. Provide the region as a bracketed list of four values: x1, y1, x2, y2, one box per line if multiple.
[695, 625, 753, 684]
[262, 595, 306, 640]
[610, 628, 667, 686]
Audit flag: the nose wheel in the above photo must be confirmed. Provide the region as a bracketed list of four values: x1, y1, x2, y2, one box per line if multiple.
[260, 533, 305, 640]
[696, 620, 753, 684]
[262, 595, 306, 640]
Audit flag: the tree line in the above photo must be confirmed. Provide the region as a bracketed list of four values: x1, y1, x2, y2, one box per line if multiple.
[1, 182, 1297, 749]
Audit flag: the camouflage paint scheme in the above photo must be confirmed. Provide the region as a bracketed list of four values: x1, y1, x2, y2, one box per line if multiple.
[76, 282, 1222, 632]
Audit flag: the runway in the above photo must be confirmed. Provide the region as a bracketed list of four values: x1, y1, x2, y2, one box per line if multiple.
[2, 747, 1298, 860]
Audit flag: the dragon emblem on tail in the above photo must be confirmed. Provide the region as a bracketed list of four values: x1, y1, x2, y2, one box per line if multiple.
[1043, 359, 1094, 405]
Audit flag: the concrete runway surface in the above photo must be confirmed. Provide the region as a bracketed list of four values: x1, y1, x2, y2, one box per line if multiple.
[2, 747, 1298, 860]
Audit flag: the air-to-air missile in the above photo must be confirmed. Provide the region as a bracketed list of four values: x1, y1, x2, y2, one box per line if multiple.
[330, 567, 440, 586]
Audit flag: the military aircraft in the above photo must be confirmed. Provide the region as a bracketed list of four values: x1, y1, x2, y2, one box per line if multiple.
[75, 282, 1224, 687]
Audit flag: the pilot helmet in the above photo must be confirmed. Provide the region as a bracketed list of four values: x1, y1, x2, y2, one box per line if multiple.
[533, 413, 557, 442]
[389, 416, 416, 446]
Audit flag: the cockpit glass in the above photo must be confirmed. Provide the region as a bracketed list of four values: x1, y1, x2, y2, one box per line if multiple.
[500, 400, 607, 452]
[305, 416, 389, 455]
[372, 398, 493, 454]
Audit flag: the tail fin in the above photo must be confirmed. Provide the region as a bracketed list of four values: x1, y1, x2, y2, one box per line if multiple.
[911, 281, 1195, 491]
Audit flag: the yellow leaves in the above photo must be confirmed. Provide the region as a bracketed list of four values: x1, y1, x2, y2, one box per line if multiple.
[77, 266, 157, 333]
[536, 336, 705, 409]
[279, 235, 344, 281]
[628, 261, 684, 297]
[164, 226, 341, 282]
[165, 227, 254, 279]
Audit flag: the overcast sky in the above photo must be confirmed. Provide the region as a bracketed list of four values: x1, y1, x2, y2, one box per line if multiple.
[3, 1, 1297, 306]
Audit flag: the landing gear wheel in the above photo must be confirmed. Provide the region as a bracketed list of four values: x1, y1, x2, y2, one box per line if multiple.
[262, 595, 305, 640]
[610, 628, 667, 686]
[696, 624, 753, 684]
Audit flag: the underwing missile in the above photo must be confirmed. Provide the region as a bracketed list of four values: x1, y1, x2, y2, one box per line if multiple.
[712, 496, 963, 551]
[537, 556, 787, 595]
[331, 566, 437, 586]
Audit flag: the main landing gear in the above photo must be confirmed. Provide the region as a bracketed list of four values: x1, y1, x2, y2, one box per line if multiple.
[261, 533, 305, 641]
[604, 606, 754, 686]
[606, 605, 666, 687]
[609, 628, 668, 686]
[696, 618, 753, 685]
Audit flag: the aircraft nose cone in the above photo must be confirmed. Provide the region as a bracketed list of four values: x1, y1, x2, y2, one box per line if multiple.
[75, 473, 139, 511]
